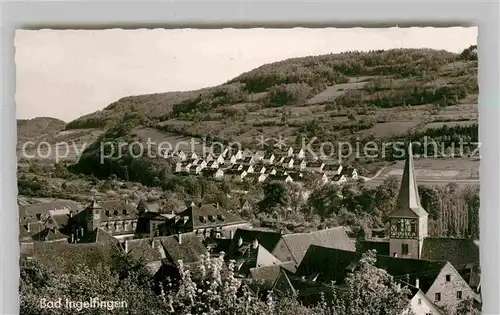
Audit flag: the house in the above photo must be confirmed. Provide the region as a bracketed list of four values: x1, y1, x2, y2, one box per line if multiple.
[272, 227, 355, 266]
[288, 172, 305, 183]
[187, 165, 203, 175]
[403, 284, 446, 315]
[282, 157, 294, 169]
[161, 203, 249, 239]
[228, 155, 238, 164]
[241, 156, 256, 165]
[262, 153, 275, 164]
[19, 200, 80, 243]
[253, 165, 266, 174]
[206, 160, 219, 170]
[320, 173, 329, 185]
[225, 169, 248, 181]
[229, 163, 244, 171]
[331, 174, 347, 185]
[174, 161, 192, 173]
[214, 154, 225, 164]
[296, 148, 305, 160]
[202, 168, 224, 180]
[265, 168, 278, 175]
[322, 164, 343, 175]
[124, 238, 166, 274]
[284, 147, 294, 157]
[273, 154, 285, 165]
[186, 151, 198, 160]
[296, 245, 476, 314]
[153, 233, 209, 285]
[305, 161, 325, 172]
[224, 239, 285, 278]
[172, 150, 187, 161]
[231, 149, 244, 160]
[271, 174, 293, 183]
[202, 152, 214, 162]
[253, 150, 266, 161]
[189, 158, 203, 167]
[227, 198, 252, 214]
[244, 164, 255, 174]
[341, 166, 358, 180]
[293, 159, 307, 171]
[245, 173, 268, 183]
[69, 200, 140, 242]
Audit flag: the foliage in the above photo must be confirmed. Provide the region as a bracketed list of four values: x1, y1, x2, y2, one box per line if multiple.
[340, 250, 412, 315]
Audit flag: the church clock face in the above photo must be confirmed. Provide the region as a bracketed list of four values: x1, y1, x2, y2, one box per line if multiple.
[390, 218, 418, 239]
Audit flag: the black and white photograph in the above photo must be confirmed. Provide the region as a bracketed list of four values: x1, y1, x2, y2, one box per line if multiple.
[15, 27, 479, 315]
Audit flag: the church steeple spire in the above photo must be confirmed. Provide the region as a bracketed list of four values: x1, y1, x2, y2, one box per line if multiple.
[391, 142, 428, 218]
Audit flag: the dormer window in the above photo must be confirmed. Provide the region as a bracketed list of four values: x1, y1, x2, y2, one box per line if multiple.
[105, 210, 110, 217]
[113, 210, 118, 216]
[199, 216, 206, 223]
[36, 214, 41, 220]
[217, 214, 225, 221]
[122, 209, 127, 215]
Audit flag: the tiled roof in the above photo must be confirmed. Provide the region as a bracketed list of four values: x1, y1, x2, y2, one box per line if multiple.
[421, 237, 480, 270]
[249, 261, 297, 282]
[96, 200, 139, 221]
[174, 203, 246, 230]
[160, 233, 207, 266]
[126, 238, 163, 263]
[232, 228, 283, 253]
[31, 241, 117, 274]
[19, 200, 80, 223]
[31, 227, 68, 242]
[296, 245, 447, 292]
[77, 228, 119, 245]
[277, 227, 355, 265]
[359, 239, 390, 256]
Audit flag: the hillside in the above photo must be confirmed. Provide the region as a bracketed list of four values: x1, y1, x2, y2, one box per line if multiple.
[64, 47, 477, 145]
[18, 47, 478, 185]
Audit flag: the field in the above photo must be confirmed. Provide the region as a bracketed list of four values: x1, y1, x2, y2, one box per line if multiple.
[364, 158, 480, 187]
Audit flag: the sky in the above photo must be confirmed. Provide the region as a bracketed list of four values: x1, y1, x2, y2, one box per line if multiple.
[15, 27, 477, 122]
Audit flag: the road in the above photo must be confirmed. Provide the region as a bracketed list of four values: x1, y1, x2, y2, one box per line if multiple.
[364, 177, 479, 187]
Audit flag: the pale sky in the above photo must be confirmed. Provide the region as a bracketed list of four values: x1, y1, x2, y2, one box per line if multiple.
[15, 27, 477, 122]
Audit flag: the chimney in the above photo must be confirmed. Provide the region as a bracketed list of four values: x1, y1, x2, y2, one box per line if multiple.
[69, 211, 73, 218]
[177, 233, 182, 245]
[216, 202, 219, 209]
[393, 252, 398, 258]
[26, 223, 30, 232]
[124, 240, 129, 253]
[70, 233, 75, 243]
[238, 237, 243, 247]
[252, 238, 259, 249]
[229, 229, 234, 239]
[415, 278, 420, 289]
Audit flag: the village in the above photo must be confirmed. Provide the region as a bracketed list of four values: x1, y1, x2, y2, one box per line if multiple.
[19, 146, 480, 315]
[168, 145, 358, 186]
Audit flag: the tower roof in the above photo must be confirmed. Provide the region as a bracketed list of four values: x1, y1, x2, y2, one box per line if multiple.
[390, 143, 428, 218]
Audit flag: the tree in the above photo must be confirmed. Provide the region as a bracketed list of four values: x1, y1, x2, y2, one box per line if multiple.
[341, 250, 412, 315]
[261, 182, 290, 212]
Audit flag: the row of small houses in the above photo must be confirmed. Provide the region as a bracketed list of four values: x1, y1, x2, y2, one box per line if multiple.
[167, 148, 358, 185]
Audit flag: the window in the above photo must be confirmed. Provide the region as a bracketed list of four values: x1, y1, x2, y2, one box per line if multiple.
[401, 244, 409, 255]
[446, 274, 451, 282]
[457, 291, 462, 299]
[435, 293, 441, 302]
[410, 222, 417, 233]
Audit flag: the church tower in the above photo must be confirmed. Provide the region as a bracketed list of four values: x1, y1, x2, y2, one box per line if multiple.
[389, 143, 428, 259]
[86, 199, 102, 232]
